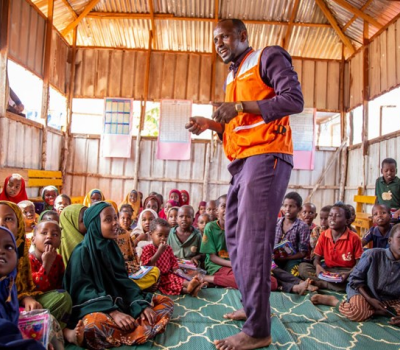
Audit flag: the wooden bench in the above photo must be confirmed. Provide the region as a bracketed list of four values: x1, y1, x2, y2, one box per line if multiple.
[353, 187, 376, 237]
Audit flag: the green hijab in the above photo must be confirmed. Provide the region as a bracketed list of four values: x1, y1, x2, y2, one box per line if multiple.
[59, 204, 86, 266]
[63, 202, 153, 327]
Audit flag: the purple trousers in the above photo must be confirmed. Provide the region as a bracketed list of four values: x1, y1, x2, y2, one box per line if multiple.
[225, 154, 292, 338]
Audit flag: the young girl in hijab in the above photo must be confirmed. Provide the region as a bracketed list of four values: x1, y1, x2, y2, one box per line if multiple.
[63, 202, 173, 349]
[193, 201, 207, 227]
[158, 200, 179, 220]
[0, 174, 28, 204]
[59, 205, 87, 266]
[18, 200, 38, 248]
[41, 186, 59, 212]
[180, 190, 190, 206]
[119, 190, 141, 222]
[132, 209, 158, 258]
[143, 195, 161, 214]
[0, 201, 71, 328]
[82, 189, 105, 207]
[168, 189, 182, 206]
[0, 225, 46, 350]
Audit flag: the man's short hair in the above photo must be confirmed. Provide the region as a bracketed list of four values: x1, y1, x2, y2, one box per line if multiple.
[382, 158, 397, 168]
[218, 19, 247, 34]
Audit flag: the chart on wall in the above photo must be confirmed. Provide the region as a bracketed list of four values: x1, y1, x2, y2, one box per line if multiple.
[289, 108, 315, 170]
[157, 99, 192, 160]
[101, 98, 133, 158]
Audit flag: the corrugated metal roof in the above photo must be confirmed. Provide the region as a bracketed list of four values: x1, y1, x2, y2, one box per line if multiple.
[30, 0, 400, 59]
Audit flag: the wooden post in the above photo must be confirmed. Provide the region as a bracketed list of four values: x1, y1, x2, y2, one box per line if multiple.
[339, 43, 348, 202]
[133, 31, 153, 190]
[0, 0, 10, 117]
[202, 143, 210, 200]
[61, 27, 77, 189]
[40, 0, 54, 170]
[361, 22, 369, 190]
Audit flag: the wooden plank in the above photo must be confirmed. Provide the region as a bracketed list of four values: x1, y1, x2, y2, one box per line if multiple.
[27, 178, 63, 187]
[302, 60, 315, 108]
[18, 0, 30, 65]
[28, 169, 62, 178]
[354, 194, 376, 204]
[34, 11, 45, 77]
[82, 49, 95, 97]
[379, 30, 388, 93]
[148, 52, 164, 100]
[26, 9, 38, 72]
[199, 55, 212, 103]
[396, 20, 400, 86]
[327, 61, 340, 111]
[387, 23, 396, 90]
[174, 54, 189, 99]
[121, 51, 136, 97]
[187, 54, 201, 101]
[355, 212, 371, 220]
[108, 50, 123, 97]
[160, 53, 176, 99]
[95, 49, 110, 97]
[315, 61, 328, 109]
[353, 218, 372, 230]
[134, 51, 147, 99]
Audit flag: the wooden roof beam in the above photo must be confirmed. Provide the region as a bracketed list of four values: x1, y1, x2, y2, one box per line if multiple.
[283, 0, 301, 50]
[60, 0, 77, 19]
[86, 12, 331, 28]
[342, 0, 373, 32]
[61, 0, 101, 36]
[148, 0, 156, 48]
[315, 0, 355, 55]
[330, 0, 383, 29]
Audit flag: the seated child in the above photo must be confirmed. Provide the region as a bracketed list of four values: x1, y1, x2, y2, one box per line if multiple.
[168, 189, 182, 206]
[311, 224, 400, 326]
[131, 208, 158, 258]
[197, 213, 210, 236]
[167, 207, 178, 227]
[375, 158, 400, 220]
[0, 225, 46, 350]
[193, 201, 207, 227]
[115, 207, 160, 291]
[141, 218, 205, 296]
[54, 194, 71, 214]
[300, 202, 318, 232]
[206, 200, 217, 221]
[59, 204, 87, 266]
[200, 195, 238, 289]
[143, 195, 161, 214]
[167, 205, 203, 265]
[82, 189, 104, 207]
[0, 174, 28, 204]
[18, 200, 38, 237]
[119, 189, 141, 222]
[310, 205, 332, 257]
[39, 210, 59, 224]
[41, 186, 59, 212]
[346, 204, 357, 232]
[180, 190, 190, 205]
[362, 204, 393, 248]
[298, 204, 364, 291]
[159, 200, 179, 220]
[274, 192, 310, 273]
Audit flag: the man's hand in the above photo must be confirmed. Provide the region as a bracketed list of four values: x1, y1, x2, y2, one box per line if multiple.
[185, 117, 210, 135]
[212, 102, 238, 124]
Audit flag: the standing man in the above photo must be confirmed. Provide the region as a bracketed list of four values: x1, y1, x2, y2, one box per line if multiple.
[186, 19, 303, 349]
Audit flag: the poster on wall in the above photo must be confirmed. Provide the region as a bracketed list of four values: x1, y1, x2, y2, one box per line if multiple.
[157, 99, 192, 160]
[101, 98, 133, 158]
[290, 108, 316, 170]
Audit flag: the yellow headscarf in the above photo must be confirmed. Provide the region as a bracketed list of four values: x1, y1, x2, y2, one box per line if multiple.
[0, 201, 42, 301]
[119, 190, 140, 220]
[83, 189, 105, 207]
[104, 200, 118, 213]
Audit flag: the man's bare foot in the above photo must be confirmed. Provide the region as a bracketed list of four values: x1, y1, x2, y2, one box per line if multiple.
[223, 308, 247, 321]
[214, 332, 271, 350]
[187, 276, 201, 293]
[191, 282, 207, 297]
[63, 320, 85, 346]
[311, 294, 339, 307]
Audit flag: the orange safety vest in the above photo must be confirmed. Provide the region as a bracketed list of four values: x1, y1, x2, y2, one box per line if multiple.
[223, 49, 293, 161]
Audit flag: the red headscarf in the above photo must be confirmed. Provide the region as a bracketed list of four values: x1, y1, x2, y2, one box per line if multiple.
[180, 190, 190, 206]
[168, 189, 182, 206]
[194, 200, 207, 227]
[0, 175, 28, 204]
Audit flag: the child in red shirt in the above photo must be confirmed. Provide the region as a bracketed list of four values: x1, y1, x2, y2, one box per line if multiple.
[141, 218, 206, 296]
[298, 204, 363, 291]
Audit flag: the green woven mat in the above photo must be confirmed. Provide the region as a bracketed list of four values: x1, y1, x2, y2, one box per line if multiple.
[66, 289, 400, 350]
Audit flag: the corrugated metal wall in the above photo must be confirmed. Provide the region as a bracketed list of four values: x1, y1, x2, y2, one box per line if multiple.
[8, 0, 46, 78]
[73, 48, 341, 110]
[64, 135, 340, 212]
[0, 116, 64, 197]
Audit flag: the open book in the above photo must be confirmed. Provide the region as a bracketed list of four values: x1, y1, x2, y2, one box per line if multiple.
[129, 266, 153, 280]
[318, 271, 344, 283]
[273, 240, 297, 258]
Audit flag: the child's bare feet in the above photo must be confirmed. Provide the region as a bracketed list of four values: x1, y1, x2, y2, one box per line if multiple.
[223, 308, 247, 321]
[311, 294, 339, 307]
[187, 276, 201, 293]
[307, 280, 319, 292]
[191, 282, 207, 297]
[63, 320, 85, 346]
[292, 278, 318, 295]
[214, 332, 272, 350]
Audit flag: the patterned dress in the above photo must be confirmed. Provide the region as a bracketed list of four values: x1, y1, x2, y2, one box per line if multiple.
[29, 253, 64, 292]
[141, 244, 184, 295]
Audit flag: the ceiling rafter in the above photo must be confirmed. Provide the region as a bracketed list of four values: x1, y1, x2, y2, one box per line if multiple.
[61, 0, 101, 36]
[148, 0, 156, 49]
[59, 0, 77, 19]
[85, 12, 332, 28]
[315, 0, 355, 55]
[330, 0, 383, 29]
[342, 0, 374, 32]
[283, 0, 301, 50]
